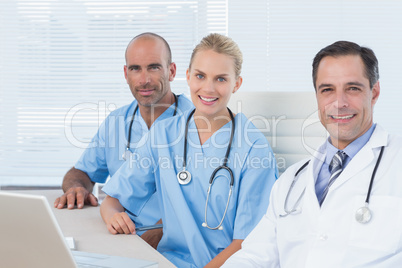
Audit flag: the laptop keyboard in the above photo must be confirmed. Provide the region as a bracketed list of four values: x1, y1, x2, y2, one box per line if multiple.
[77, 263, 108, 268]
[73, 252, 109, 268]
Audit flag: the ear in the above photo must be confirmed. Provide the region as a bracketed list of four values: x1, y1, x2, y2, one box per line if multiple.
[232, 76, 243, 94]
[371, 81, 380, 105]
[169, 62, 177, 82]
[186, 68, 190, 85]
[124, 65, 128, 82]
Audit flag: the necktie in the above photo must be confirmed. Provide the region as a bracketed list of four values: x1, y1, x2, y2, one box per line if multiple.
[320, 150, 347, 205]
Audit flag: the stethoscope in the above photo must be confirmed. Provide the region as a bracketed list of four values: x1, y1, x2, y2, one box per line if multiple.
[122, 94, 178, 161]
[177, 108, 235, 230]
[279, 146, 385, 224]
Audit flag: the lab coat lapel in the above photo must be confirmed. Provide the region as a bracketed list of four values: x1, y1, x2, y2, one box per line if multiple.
[328, 125, 388, 190]
[335, 144, 375, 186]
[305, 147, 326, 212]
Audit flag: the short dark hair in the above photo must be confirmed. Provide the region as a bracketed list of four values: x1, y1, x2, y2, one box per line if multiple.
[126, 32, 172, 65]
[312, 41, 379, 90]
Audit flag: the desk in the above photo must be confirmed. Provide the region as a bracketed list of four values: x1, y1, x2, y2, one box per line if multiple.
[12, 190, 176, 268]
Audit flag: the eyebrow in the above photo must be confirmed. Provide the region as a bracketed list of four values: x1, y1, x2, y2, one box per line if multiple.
[317, 83, 333, 90]
[317, 81, 366, 90]
[148, 63, 163, 68]
[346, 81, 365, 87]
[194, 69, 206, 75]
[127, 63, 163, 69]
[193, 69, 229, 77]
[127, 64, 139, 69]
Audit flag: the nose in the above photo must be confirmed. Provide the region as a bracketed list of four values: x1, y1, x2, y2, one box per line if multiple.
[334, 90, 348, 109]
[203, 79, 215, 93]
[138, 70, 151, 86]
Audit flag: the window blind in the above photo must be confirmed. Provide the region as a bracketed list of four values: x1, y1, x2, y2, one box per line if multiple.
[1, 0, 401, 186]
[0, 0, 226, 186]
[229, 0, 401, 133]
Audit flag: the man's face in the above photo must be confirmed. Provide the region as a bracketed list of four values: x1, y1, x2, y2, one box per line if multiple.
[124, 37, 176, 107]
[315, 55, 380, 149]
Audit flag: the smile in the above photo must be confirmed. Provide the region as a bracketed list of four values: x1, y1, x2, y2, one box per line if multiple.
[330, 114, 355, 120]
[199, 96, 218, 102]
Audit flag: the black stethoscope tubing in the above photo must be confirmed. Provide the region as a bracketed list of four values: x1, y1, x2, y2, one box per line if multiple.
[365, 146, 384, 204]
[181, 107, 235, 186]
[125, 93, 178, 152]
[179, 107, 236, 230]
[281, 146, 385, 222]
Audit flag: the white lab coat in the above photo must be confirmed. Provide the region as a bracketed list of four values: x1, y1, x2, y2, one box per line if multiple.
[223, 125, 402, 268]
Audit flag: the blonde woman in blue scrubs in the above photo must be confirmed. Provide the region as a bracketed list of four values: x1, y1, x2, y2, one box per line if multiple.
[100, 33, 278, 267]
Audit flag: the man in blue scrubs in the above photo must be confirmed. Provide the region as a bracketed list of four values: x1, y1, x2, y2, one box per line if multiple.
[54, 32, 193, 247]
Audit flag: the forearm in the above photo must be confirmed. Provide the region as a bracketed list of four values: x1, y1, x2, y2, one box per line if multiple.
[62, 167, 95, 193]
[100, 195, 125, 224]
[204, 239, 243, 268]
[140, 219, 163, 249]
[100, 196, 137, 235]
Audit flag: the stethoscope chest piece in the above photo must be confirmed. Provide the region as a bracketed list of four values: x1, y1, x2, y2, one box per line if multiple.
[354, 145, 384, 224]
[177, 169, 191, 185]
[355, 204, 372, 224]
[122, 148, 131, 161]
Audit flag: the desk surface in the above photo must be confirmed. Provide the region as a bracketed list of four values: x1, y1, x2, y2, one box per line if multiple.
[11, 190, 175, 268]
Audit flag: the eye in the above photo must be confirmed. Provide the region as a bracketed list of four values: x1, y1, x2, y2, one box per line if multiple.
[217, 77, 226, 82]
[349, 86, 361, 91]
[149, 65, 161, 71]
[320, 87, 332, 93]
[196, 74, 204, 79]
[129, 66, 140, 71]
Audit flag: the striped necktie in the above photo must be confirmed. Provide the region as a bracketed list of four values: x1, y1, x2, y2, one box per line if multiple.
[320, 150, 347, 205]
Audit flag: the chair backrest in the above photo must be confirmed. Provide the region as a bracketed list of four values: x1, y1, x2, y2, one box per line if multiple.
[228, 91, 328, 174]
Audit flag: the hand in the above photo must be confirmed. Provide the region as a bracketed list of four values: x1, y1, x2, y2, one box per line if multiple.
[106, 212, 136, 235]
[54, 186, 98, 209]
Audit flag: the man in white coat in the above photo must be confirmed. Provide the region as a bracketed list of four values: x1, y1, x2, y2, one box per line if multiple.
[223, 41, 402, 267]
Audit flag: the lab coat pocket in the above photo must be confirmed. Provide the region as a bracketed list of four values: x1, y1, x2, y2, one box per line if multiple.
[278, 207, 310, 242]
[349, 195, 402, 253]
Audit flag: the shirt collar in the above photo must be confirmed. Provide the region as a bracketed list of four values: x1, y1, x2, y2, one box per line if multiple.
[324, 123, 377, 165]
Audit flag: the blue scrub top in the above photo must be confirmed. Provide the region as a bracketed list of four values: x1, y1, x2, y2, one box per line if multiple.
[103, 109, 278, 267]
[75, 94, 193, 232]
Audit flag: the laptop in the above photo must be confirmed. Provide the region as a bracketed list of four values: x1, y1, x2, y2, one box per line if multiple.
[0, 191, 158, 268]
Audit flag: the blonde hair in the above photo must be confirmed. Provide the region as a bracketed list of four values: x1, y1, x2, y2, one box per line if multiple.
[189, 33, 243, 77]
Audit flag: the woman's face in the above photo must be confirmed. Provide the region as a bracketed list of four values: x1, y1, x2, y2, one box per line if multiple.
[186, 49, 242, 120]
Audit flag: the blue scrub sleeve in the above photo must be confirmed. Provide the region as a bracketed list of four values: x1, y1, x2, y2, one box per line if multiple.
[233, 138, 278, 239]
[102, 140, 157, 217]
[75, 119, 109, 183]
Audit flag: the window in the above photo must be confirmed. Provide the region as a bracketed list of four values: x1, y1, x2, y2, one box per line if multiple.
[1, 0, 401, 186]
